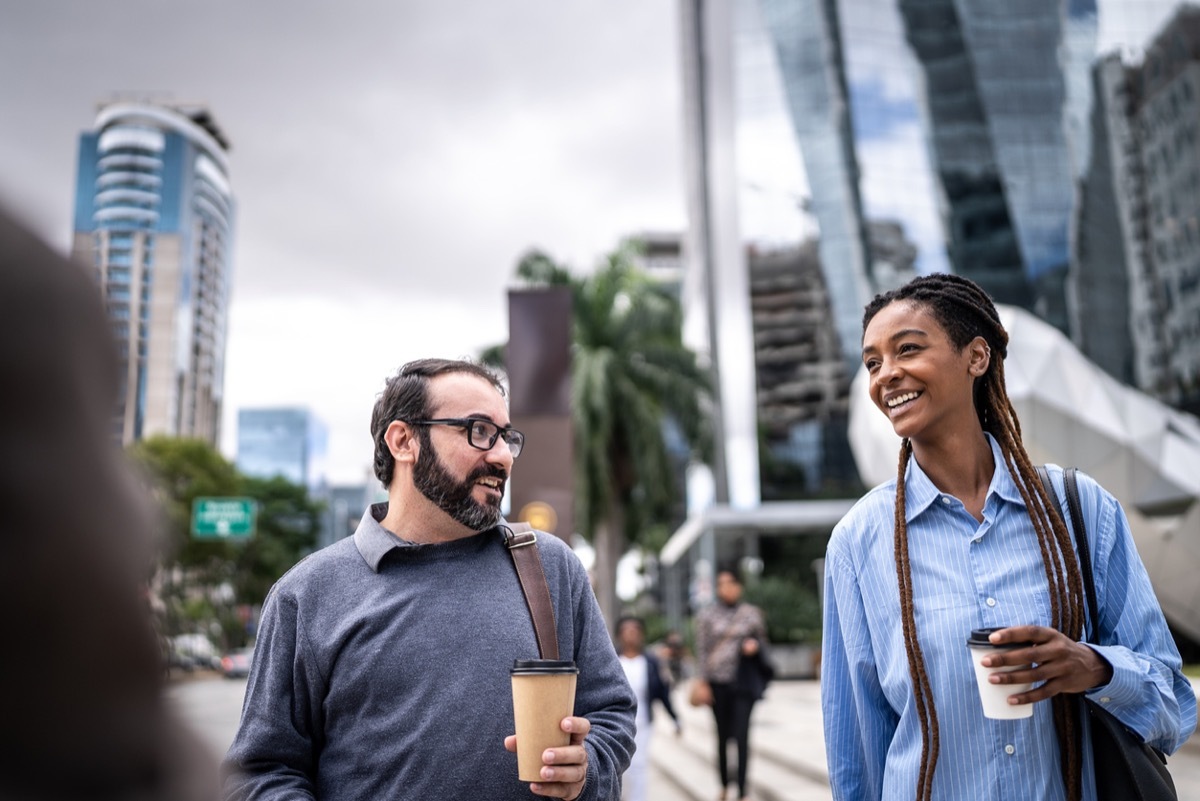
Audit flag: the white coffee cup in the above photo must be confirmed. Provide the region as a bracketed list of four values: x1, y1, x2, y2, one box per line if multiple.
[966, 627, 1034, 720]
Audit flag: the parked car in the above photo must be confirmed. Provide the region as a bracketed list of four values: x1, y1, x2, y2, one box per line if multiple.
[170, 633, 220, 674]
[220, 647, 254, 679]
[167, 650, 198, 673]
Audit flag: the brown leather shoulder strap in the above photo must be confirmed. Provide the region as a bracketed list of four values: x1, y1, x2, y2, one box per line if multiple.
[501, 522, 559, 660]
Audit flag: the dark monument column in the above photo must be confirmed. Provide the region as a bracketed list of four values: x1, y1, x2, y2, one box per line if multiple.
[507, 287, 574, 542]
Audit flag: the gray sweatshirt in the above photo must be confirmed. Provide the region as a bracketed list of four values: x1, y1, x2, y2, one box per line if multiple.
[222, 504, 636, 800]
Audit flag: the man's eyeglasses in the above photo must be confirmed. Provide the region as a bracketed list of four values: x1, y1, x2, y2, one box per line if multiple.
[408, 418, 525, 458]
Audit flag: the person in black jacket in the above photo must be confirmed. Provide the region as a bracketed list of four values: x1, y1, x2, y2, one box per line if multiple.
[694, 567, 771, 801]
[616, 615, 681, 801]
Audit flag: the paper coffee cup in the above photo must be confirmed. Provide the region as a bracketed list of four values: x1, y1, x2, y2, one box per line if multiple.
[511, 659, 579, 781]
[966, 627, 1034, 719]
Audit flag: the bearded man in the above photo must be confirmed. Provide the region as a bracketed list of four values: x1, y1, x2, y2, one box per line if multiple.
[223, 359, 635, 801]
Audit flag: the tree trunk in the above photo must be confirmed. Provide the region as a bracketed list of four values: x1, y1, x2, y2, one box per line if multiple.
[592, 500, 627, 637]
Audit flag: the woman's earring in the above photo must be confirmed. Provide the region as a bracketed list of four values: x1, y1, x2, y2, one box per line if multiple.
[977, 344, 991, 375]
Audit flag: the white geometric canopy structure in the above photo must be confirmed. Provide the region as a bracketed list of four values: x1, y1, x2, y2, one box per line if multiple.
[849, 305, 1200, 643]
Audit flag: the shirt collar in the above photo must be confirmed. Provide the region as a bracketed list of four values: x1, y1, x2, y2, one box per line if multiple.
[354, 503, 400, 572]
[903, 432, 1026, 523]
[352, 503, 507, 572]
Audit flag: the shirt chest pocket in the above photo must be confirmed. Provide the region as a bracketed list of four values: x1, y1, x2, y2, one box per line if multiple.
[911, 590, 978, 652]
[911, 584, 1054, 634]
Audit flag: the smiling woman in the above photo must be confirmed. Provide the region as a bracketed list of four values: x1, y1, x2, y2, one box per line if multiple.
[862, 300, 987, 445]
[821, 273, 1196, 801]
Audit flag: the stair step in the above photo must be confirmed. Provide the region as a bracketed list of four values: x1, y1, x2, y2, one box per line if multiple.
[651, 685, 831, 801]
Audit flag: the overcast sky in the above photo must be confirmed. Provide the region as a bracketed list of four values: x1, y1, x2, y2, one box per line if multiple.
[0, 1, 687, 484]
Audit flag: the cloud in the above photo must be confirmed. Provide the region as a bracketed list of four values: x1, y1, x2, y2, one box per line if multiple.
[1, 0, 686, 484]
[1095, 0, 1183, 54]
[221, 293, 509, 483]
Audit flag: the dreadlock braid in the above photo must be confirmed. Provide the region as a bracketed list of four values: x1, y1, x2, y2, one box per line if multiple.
[863, 273, 1088, 801]
[892, 438, 941, 801]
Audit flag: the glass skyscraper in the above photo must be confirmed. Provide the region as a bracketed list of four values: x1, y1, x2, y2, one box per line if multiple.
[236, 407, 328, 491]
[71, 102, 235, 446]
[668, 0, 1195, 648]
[678, 0, 1190, 505]
[1080, 3, 1200, 412]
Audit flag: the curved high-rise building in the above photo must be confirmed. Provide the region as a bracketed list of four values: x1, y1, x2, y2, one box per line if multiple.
[71, 102, 235, 446]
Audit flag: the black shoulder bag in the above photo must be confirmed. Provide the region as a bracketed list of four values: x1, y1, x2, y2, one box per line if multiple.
[1035, 466, 1177, 801]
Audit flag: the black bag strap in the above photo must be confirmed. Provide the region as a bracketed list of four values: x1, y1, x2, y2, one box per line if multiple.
[500, 522, 560, 660]
[1035, 465, 1098, 643]
[1037, 467, 1176, 775]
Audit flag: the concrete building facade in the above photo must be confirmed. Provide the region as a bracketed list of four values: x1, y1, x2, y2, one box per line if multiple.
[1072, 5, 1200, 413]
[1138, 5, 1200, 412]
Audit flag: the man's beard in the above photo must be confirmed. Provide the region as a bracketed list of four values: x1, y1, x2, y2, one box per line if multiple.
[413, 435, 507, 531]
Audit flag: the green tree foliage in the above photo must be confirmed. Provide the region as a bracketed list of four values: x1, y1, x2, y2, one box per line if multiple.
[743, 575, 822, 645]
[128, 437, 240, 570]
[491, 244, 713, 630]
[234, 475, 323, 604]
[128, 436, 322, 647]
[747, 534, 831, 644]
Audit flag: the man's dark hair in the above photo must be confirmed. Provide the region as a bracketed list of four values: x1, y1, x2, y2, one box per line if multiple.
[615, 615, 645, 634]
[370, 358, 506, 487]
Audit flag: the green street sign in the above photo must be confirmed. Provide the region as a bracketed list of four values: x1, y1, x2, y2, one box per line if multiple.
[192, 497, 257, 539]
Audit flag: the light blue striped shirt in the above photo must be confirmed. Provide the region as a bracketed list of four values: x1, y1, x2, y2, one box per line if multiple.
[821, 435, 1197, 800]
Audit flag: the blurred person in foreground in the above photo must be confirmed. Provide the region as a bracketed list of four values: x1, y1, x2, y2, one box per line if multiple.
[0, 206, 216, 800]
[693, 567, 772, 801]
[222, 358, 636, 800]
[615, 615, 680, 801]
[821, 273, 1196, 800]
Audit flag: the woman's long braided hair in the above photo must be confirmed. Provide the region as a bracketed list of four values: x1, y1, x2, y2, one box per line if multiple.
[863, 274, 1087, 801]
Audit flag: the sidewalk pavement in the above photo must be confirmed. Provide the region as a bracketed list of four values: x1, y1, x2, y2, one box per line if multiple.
[649, 680, 830, 801]
[648, 678, 1200, 801]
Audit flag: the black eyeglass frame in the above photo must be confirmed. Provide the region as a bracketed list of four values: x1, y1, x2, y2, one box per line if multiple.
[406, 417, 525, 458]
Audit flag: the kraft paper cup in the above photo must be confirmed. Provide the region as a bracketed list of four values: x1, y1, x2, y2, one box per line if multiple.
[967, 627, 1034, 719]
[511, 659, 579, 781]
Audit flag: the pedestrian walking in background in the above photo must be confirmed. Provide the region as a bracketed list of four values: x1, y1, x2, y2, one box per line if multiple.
[616, 615, 681, 801]
[222, 358, 636, 800]
[694, 566, 773, 801]
[821, 273, 1196, 800]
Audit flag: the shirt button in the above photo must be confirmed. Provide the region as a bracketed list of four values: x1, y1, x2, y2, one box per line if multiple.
[1100, 697, 1111, 704]
[986, 597, 997, 607]
[1005, 744, 1015, 755]
[941, 496, 953, 505]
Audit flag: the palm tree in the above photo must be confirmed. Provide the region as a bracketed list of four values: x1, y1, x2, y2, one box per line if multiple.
[489, 244, 713, 629]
